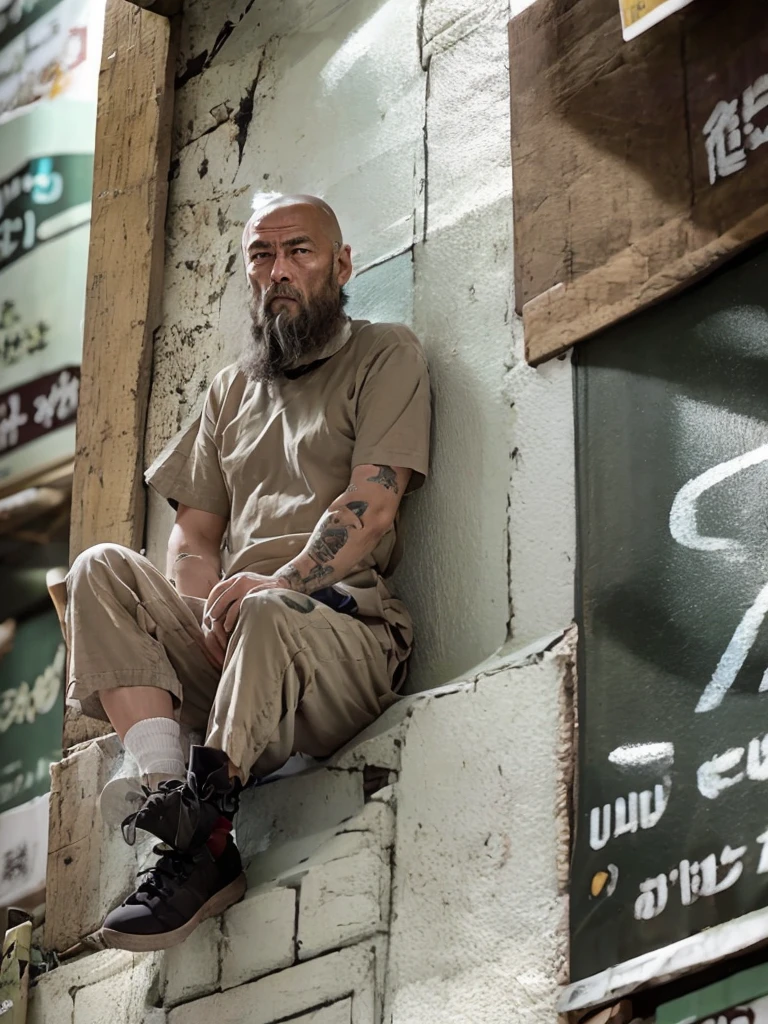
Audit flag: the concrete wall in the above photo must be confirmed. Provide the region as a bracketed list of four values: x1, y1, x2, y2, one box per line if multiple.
[143, 0, 576, 691]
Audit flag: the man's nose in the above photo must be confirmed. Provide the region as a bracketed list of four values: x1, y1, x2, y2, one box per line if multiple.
[270, 252, 292, 283]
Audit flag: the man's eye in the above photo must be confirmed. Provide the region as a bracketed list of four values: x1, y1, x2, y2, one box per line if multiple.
[252, 252, 272, 262]
[292, 248, 310, 255]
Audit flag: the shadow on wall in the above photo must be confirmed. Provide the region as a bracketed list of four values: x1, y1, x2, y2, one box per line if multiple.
[347, 250, 510, 694]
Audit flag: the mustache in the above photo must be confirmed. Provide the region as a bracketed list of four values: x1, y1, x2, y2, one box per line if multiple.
[262, 282, 304, 308]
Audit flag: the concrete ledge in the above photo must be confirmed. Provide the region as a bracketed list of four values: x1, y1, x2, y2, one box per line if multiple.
[44, 735, 153, 952]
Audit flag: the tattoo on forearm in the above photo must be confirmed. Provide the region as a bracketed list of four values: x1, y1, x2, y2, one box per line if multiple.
[276, 500, 369, 594]
[308, 501, 368, 564]
[366, 465, 399, 494]
[278, 560, 333, 594]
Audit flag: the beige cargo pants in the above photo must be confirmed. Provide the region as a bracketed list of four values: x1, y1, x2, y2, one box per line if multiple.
[65, 543, 399, 779]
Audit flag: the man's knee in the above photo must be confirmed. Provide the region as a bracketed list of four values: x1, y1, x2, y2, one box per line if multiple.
[236, 589, 317, 639]
[68, 542, 141, 591]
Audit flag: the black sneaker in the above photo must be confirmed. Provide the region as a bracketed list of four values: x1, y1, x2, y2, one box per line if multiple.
[100, 834, 246, 952]
[121, 746, 239, 853]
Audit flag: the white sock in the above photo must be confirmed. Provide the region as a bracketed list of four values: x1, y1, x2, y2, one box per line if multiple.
[123, 718, 185, 782]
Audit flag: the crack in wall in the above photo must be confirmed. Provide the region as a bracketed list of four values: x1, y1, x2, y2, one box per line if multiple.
[176, 0, 260, 90]
[233, 57, 264, 174]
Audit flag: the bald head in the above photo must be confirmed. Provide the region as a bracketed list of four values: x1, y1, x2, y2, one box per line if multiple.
[245, 192, 344, 248]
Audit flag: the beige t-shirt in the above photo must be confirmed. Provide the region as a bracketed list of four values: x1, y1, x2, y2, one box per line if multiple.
[145, 319, 431, 625]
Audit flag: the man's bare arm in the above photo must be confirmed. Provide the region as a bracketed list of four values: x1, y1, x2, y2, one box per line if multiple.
[203, 464, 410, 644]
[167, 504, 227, 600]
[274, 463, 411, 594]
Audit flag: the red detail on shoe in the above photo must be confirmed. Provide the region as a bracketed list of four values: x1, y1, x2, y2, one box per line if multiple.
[206, 816, 233, 858]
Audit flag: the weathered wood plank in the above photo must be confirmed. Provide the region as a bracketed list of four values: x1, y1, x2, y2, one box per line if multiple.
[70, 0, 177, 563]
[509, 0, 768, 363]
[66, 0, 177, 745]
[525, 204, 768, 362]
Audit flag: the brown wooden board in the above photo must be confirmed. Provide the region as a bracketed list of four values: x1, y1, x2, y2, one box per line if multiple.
[509, 0, 768, 364]
[66, 0, 177, 745]
[69, 0, 177, 563]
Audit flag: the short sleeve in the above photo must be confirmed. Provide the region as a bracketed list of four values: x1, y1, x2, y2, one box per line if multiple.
[352, 326, 431, 492]
[144, 374, 230, 518]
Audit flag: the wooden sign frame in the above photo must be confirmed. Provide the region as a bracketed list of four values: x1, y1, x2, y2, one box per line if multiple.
[509, 0, 768, 364]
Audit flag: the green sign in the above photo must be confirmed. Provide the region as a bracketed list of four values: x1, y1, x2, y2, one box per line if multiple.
[571, 242, 768, 980]
[0, 99, 95, 488]
[0, 610, 63, 815]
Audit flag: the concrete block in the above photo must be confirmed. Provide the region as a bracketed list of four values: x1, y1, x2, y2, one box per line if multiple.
[289, 999, 352, 1024]
[234, 0, 425, 275]
[347, 251, 414, 329]
[236, 767, 364, 864]
[168, 944, 379, 1024]
[298, 848, 390, 960]
[28, 950, 162, 1024]
[338, 792, 396, 852]
[44, 737, 153, 951]
[507, 355, 576, 647]
[329, 705, 411, 773]
[421, 0, 507, 60]
[72, 952, 162, 1024]
[220, 885, 296, 990]
[162, 916, 221, 1007]
[242, 780, 395, 895]
[384, 658, 566, 1024]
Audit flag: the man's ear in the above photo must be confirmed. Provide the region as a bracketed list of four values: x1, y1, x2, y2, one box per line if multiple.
[337, 243, 353, 287]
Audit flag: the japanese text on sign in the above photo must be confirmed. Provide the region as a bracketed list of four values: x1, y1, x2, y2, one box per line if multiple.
[704, 73, 768, 184]
[0, 366, 79, 455]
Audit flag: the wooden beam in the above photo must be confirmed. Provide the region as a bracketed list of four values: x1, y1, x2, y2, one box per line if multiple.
[70, 0, 178, 563]
[66, 0, 178, 746]
[524, 203, 768, 363]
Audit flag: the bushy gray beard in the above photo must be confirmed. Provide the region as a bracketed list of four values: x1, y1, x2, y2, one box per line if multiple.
[242, 278, 347, 383]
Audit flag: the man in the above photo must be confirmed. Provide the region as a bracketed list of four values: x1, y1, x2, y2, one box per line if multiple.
[65, 192, 430, 952]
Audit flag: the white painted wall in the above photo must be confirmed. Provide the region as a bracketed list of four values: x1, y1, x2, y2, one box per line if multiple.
[144, 0, 575, 685]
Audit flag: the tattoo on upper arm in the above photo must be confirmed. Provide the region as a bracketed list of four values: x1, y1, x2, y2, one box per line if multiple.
[366, 465, 399, 494]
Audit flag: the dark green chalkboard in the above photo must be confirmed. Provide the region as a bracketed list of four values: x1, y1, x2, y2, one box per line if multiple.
[571, 242, 768, 981]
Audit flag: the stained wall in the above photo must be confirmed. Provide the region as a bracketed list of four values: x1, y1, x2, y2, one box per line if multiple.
[143, 0, 576, 690]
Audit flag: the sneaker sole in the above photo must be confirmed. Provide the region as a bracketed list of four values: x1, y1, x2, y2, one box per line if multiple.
[99, 871, 247, 952]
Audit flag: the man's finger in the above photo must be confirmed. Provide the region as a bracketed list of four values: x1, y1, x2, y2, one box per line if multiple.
[206, 576, 238, 613]
[206, 582, 241, 624]
[223, 596, 243, 635]
[211, 617, 229, 651]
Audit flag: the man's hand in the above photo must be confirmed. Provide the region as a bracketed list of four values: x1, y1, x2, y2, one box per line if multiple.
[203, 572, 290, 656]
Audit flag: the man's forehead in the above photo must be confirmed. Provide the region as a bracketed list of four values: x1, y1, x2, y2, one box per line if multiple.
[243, 199, 340, 246]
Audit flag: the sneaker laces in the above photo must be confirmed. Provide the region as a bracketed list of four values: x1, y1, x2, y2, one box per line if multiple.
[120, 769, 226, 848]
[132, 843, 198, 904]
[120, 778, 185, 846]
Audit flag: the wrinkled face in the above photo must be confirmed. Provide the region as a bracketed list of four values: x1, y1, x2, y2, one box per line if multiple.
[240, 202, 353, 382]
